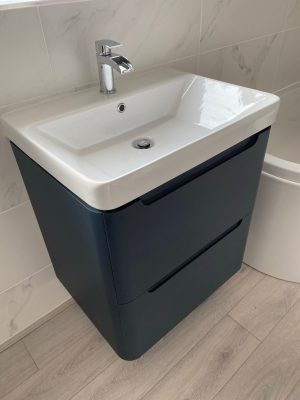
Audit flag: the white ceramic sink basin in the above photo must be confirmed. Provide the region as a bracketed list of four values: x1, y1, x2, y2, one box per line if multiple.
[1, 69, 279, 210]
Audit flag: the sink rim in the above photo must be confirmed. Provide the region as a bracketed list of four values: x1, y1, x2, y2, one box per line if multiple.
[0, 68, 280, 210]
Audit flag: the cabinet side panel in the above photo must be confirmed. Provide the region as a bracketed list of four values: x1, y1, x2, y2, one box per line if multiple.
[11, 144, 121, 354]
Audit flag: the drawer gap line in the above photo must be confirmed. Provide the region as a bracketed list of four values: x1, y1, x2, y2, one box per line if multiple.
[148, 219, 243, 293]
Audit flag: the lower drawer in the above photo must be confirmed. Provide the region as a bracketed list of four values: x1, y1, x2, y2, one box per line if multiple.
[117, 215, 251, 360]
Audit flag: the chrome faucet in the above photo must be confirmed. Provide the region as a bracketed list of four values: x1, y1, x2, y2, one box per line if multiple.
[95, 39, 134, 94]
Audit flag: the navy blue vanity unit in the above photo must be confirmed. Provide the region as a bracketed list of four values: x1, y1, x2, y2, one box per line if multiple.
[11, 127, 269, 360]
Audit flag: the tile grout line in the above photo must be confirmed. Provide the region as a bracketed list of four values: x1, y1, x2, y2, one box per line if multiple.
[1, 331, 116, 400]
[133, 53, 198, 76]
[271, 29, 287, 92]
[274, 79, 300, 94]
[36, 5, 60, 94]
[196, 0, 204, 72]
[0, 262, 52, 296]
[0, 0, 90, 11]
[282, 0, 294, 32]
[199, 25, 300, 56]
[0, 297, 75, 355]
[0, 27, 297, 116]
[0, 53, 196, 116]
[270, 32, 285, 92]
[0, 199, 30, 217]
[20, 310, 95, 371]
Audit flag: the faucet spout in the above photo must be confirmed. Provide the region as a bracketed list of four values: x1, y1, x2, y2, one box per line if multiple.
[109, 54, 134, 74]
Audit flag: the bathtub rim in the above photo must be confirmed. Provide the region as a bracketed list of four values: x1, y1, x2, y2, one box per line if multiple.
[264, 153, 300, 184]
[264, 81, 300, 184]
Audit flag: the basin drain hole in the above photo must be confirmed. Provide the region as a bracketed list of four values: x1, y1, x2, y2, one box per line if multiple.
[117, 103, 126, 113]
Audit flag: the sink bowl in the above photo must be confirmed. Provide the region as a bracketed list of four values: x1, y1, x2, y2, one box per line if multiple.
[1, 69, 279, 210]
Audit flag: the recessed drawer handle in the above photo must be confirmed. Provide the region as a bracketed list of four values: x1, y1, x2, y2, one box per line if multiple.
[141, 132, 261, 206]
[148, 219, 243, 293]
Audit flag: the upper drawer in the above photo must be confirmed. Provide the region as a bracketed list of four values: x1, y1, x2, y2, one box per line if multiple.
[104, 128, 269, 304]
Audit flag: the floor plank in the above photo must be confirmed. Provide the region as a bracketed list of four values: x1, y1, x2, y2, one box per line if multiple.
[23, 303, 94, 368]
[213, 299, 300, 400]
[67, 266, 263, 400]
[2, 330, 116, 400]
[140, 316, 259, 400]
[0, 341, 37, 398]
[229, 275, 300, 340]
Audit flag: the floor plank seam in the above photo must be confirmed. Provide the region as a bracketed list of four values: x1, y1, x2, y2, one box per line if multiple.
[138, 314, 239, 400]
[251, 296, 300, 347]
[22, 321, 107, 373]
[0, 342, 39, 400]
[210, 333, 264, 400]
[0, 368, 38, 400]
[0, 299, 75, 355]
[22, 339, 39, 370]
[211, 298, 300, 400]
[225, 268, 265, 316]
[22, 301, 75, 344]
[228, 314, 262, 342]
[67, 357, 118, 400]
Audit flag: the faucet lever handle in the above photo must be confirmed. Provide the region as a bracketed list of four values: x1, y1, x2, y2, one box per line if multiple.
[95, 39, 123, 56]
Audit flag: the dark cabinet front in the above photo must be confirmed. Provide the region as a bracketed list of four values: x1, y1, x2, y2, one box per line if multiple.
[11, 127, 269, 360]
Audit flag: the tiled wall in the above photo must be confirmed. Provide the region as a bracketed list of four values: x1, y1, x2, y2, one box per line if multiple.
[0, 0, 299, 344]
[198, 0, 300, 91]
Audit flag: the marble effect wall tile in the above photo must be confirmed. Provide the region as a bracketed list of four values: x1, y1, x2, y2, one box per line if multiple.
[0, 134, 28, 213]
[285, 0, 300, 29]
[38, 0, 201, 92]
[275, 28, 300, 90]
[0, 202, 51, 293]
[0, 7, 55, 107]
[198, 33, 283, 92]
[201, 0, 289, 53]
[0, 265, 70, 346]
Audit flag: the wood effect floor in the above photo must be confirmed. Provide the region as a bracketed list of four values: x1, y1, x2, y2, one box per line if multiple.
[1, 264, 300, 400]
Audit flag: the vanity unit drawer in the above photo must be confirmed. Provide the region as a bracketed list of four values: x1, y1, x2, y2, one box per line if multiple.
[117, 215, 251, 359]
[104, 129, 269, 304]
